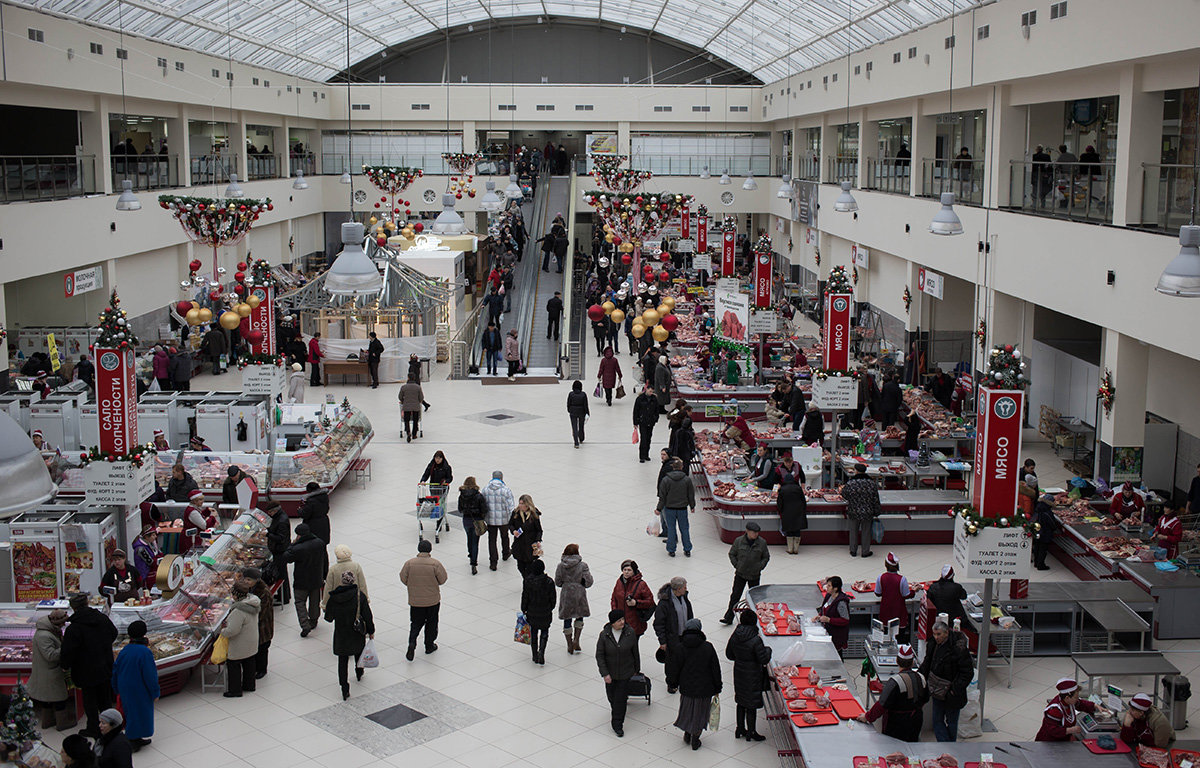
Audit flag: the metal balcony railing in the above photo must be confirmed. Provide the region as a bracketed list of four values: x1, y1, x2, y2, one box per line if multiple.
[289, 153, 316, 177]
[110, 154, 179, 191]
[920, 157, 985, 206]
[795, 157, 821, 181]
[1009, 159, 1113, 224]
[825, 158, 858, 184]
[0, 155, 95, 202]
[863, 157, 912, 196]
[246, 153, 280, 180]
[1140, 163, 1197, 233]
[190, 154, 239, 185]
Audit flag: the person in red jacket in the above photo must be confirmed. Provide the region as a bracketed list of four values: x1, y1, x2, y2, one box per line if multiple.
[875, 553, 914, 643]
[1035, 677, 1097, 741]
[1109, 482, 1145, 524]
[1154, 501, 1183, 559]
[307, 333, 323, 387]
[179, 490, 217, 554]
[609, 560, 655, 636]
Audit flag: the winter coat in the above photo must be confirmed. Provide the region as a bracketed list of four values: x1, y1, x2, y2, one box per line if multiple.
[60, 605, 118, 686]
[168, 351, 192, 384]
[482, 479, 515, 526]
[595, 622, 640, 681]
[725, 623, 772, 708]
[633, 393, 660, 428]
[666, 628, 723, 699]
[926, 578, 968, 626]
[458, 488, 487, 523]
[777, 482, 809, 534]
[842, 476, 881, 521]
[918, 630, 973, 709]
[566, 390, 590, 417]
[27, 616, 67, 702]
[399, 382, 425, 412]
[322, 546, 368, 609]
[323, 584, 374, 657]
[152, 350, 170, 379]
[653, 362, 673, 407]
[282, 532, 327, 590]
[800, 409, 825, 445]
[420, 459, 453, 486]
[504, 334, 521, 362]
[112, 640, 159, 739]
[610, 574, 656, 636]
[657, 470, 695, 511]
[520, 573, 557, 629]
[287, 371, 305, 402]
[554, 555, 593, 620]
[248, 579, 274, 645]
[166, 471, 199, 502]
[266, 507, 291, 557]
[399, 553, 447, 607]
[728, 533, 771, 580]
[880, 380, 902, 412]
[299, 490, 331, 543]
[508, 511, 544, 564]
[481, 327, 503, 352]
[220, 594, 261, 661]
[669, 419, 696, 464]
[598, 349, 622, 388]
[201, 328, 227, 359]
[307, 337, 322, 363]
[96, 727, 134, 768]
[652, 583, 694, 647]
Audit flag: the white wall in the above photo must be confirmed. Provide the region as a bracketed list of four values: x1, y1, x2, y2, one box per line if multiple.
[1029, 340, 1100, 427]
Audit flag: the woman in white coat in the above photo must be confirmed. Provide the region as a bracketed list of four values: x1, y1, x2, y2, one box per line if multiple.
[288, 362, 306, 403]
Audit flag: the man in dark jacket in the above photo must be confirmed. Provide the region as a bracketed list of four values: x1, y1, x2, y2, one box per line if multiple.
[60, 593, 118, 737]
[366, 332, 384, 389]
[168, 349, 192, 392]
[652, 577, 693, 694]
[918, 620, 974, 742]
[480, 321, 502, 376]
[75, 355, 95, 390]
[483, 288, 505, 328]
[633, 385, 659, 463]
[657, 458, 696, 557]
[596, 609, 640, 737]
[264, 501, 291, 604]
[552, 233, 569, 273]
[200, 327, 227, 374]
[721, 522, 770, 624]
[298, 483, 331, 546]
[546, 291, 564, 340]
[880, 374, 903, 427]
[566, 380, 589, 448]
[281, 523, 327, 636]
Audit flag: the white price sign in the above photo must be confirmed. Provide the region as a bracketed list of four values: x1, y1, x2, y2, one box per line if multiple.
[675, 239, 695, 253]
[811, 375, 859, 410]
[747, 310, 778, 335]
[242, 363, 286, 397]
[953, 518, 1032, 579]
[64, 265, 104, 298]
[691, 253, 712, 273]
[85, 461, 154, 506]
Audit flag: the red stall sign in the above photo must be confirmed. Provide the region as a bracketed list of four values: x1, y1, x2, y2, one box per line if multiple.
[754, 250, 772, 308]
[697, 215, 708, 252]
[246, 285, 276, 356]
[95, 347, 138, 455]
[822, 293, 852, 370]
[971, 387, 1025, 519]
[681, 205, 690, 240]
[721, 230, 736, 277]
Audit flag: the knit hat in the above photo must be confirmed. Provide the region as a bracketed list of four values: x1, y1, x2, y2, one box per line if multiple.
[228, 466, 240, 477]
[111, 549, 126, 558]
[608, 609, 625, 623]
[334, 544, 352, 560]
[292, 362, 302, 371]
[896, 644, 915, 661]
[886, 552, 899, 567]
[854, 462, 868, 473]
[61, 735, 93, 763]
[684, 618, 702, 631]
[941, 565, 954, 579]
[418, 539, 432, 553]
[295, 523, 311, 536]
[68, 593, 89, 610]
[341, 571, 357, 585]
[1056, 678, 1079, 695]
[1122, 481, 1134, 492]
[99, 708, 124, 727]
[1130, 693, 1153, 711]
[739, 610, 757, 625]
[128, 620, 147, 639]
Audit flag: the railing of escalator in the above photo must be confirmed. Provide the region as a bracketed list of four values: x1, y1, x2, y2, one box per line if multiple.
[448, 301, 484, 379]
[518, 169, 552, 368]
[560, 161, 582, 380]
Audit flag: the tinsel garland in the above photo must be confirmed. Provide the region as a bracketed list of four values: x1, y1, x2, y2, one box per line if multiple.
[953, 504, 1038, 538]
[236, 353, 287, 370]
[158, 195, 272, 248]
[826, 265, 853, 295]
[711, 336, 752, 355]
[985, 344, 1028, 389]
[1099, 370, 1115, 415]
[441, 152, 481, 174]
[78, 444, 157, 468]
[94, 290, 139, 349]
[362, 165, 422, 195]
[812, 368, 861, 380]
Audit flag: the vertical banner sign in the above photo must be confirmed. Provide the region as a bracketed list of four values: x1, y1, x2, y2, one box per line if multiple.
[971, 387, 1025, 518]
[754, 250, 772, 308]
[246, 285, 276, 356]
[822, 293, 852, 371]
[681, 205, 690, 241]
[95, 347, 138, 455]
[697, 215, 708, 252]
[721, 230, 736, 277]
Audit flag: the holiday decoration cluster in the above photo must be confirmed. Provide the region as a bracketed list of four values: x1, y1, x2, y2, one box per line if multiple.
[825, 265, 853, 295]
[78, 442, 157, 468]
[975, 319, 987, 350]
[902, 286, 912, 312]
[812, 368, 860, 380]
[441, 152, 481, 174]
[1099, 369, 1115, 415]
[587, 295, 679, 344]
[95, 290, 139, 349]
[159, 195, 272, 248]
[953, 504, 1038, 538]
[237, 352, 287, 370]
[582, 190, 694, 247]
[719, 215, 736, 233]
[362, 165, 422, 195]
[591, 157, 654, 194]
[986, 344, 1028, 389]
[752, 234, 772, 259]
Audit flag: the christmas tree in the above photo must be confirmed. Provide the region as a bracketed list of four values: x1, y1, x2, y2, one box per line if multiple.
[95, 290, 139, 349]
[0, 681, 40, 749]
[986, 344, 1028, 389]
[826, 265, 853, 295]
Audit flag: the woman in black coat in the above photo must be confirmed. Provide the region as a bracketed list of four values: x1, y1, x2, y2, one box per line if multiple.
[508, 495, 544, 576]
[800, 404, 825, 446]
[95, 709, 133, 768]
[670, 416, 696, 465]
[667, 619, 723, 750]
[777, 474, 808, 554]
[457, 477, 487, 575]
[322, 571, 375, 701]
[520, 559, 557, 665]
[419, 451, 453, 488]
[725, 610, 772, 742]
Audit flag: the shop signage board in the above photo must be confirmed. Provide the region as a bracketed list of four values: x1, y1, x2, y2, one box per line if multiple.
[971, 387, 1025, 518]
[94, 346, 137, 454]
[11, 532, 60, 602]
[681, 205, 690, 240]
[692, 253, 711, 273]
[748, 310, 777, 335]
[85, 460, 154, 506]
[64, 265, 104, 298]
[852, 244, 870, 268]
[714, 287, 750, 344]
[697, 215, 708, 252]
[822, 293, 853, 370]
[918, 267, 944, 300]
[245, 285, 276, 356]
[46, 333, 61, 371]
[721, 229, 736, 277]
[811, 375, 859, 410]
[704, 403, 740, 418]
[754, 250, 772, 308]
[953, 519, 1032, 580]
[242, 363, 286, 398]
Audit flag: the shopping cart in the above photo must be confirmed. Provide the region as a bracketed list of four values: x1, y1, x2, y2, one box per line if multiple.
[416, 482, 450, 543]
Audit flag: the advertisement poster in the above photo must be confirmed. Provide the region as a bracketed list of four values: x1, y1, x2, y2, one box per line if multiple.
[697, 215, 708, 252]
[971, 388, 1025, 518]
[62, 542, 94, 594]
[714, 288, 750, 343]
[721, 230, 736, 277]
[918, 267, 944, 300]
[586, 133, 619, 155]
[793, 180, 818, 226]
[1110, 447, 1144, 483]
[12, 541, 58, 601]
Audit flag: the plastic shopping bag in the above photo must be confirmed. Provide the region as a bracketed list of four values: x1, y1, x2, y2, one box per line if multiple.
[210, 635, 229, 665]
[514, 612, 531, 645]
[593, 383, 603, 398]
[871, 518, 885, 545]
[359, 638, 380, 668]
[708, 694, 721, 731]
[777, 639, 806, 666]
[646, 517, 662, 536]
[632, 428, 640, 444]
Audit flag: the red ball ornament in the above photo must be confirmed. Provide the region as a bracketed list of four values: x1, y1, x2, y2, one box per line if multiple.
[413, 223, 424, 233]
[1005, 345, 1013, 352]
[234, 285, 246, 295]
[234, 272, 245, 282]
[377, 236, 387, 246]
[374, 202, 381, 208]
[455, 192, 462, 199]
[176, 301, 194, 315]
[266, 203, 273, 211]
[405, 209, 412, 216]
[381, 196, 388, 203]
[394, 207, 401, 214]
[189, 259, 203, 272]
[587, 304, 606, 322]
[659, 271, 670, 282]
[197, 203, 206, 211]
[661, 314, 680, 332]
[621, 253, 633, 265]
[245, 330, 264, 345]
[107, 455, 115, 462]
[237, 262, 248, 271]
[209, 291, 222, 301]
[467, 190, 476, 198]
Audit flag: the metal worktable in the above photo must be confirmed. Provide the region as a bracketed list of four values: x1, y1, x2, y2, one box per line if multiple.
[1076, 600, 1150, 651]
[1071, 651, 1180, 707]
[1118, 561, 1200, 639]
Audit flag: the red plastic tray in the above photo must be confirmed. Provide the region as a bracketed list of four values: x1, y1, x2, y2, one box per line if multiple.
[1084, 739, 1131, 755]
[832, 698, 866, 719]
[852, 758, 886, 768]
[790, 712, 840, 728]
[827, 688, 857, 701]
[1138, 747, 1171, 768]
[1172, 749, 1200, 767]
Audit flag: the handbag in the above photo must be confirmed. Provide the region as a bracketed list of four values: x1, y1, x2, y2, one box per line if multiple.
[593, 383, 603, 398]
[927, 671, 952, 700]
[473, 519, 488, 537]
[210, 635, 229, 665]
[615, 383, 626, 399]
[514, 612, 531, 644]
[353, 591, 365, 634]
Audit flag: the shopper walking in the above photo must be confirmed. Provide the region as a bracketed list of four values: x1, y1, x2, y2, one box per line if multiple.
[597, 347, 622, 406]
[281, 523, 326, 637]
[633, 384, 659, 462]
[458, 477, 488, 574]
[399, 540, 447, 660]
[481, 321, 503, 376]
[287, 363, 306, 403]
[308, 332, 323, 386]
[366, 332, 384, 388]
[110, 620, 159, 750]
[264, 501, 291, 604]
[652, 576, 693, 694]
[321, 546, 368, 609]
[842, 463, 879, 557]
[28, 609, 71, 731]
[546, 291, 563, 340]
[667, 618, 722, 751]
[720, 522, 770, 624]
[152, 346, 170, 392]
[61, 593, 117, 737]
[874, 553, 915, 643]
[596, 610, 640, 737]
[509, 494, 544, 577]
[482, 471, 515, 570]
[567, 380, 589, 447]
[504, 328, 522, 380]
[520, 560, 557, 664]
[554, 544, 593, 655]
[857, 644, 927, 741]
[168, 348, 192, 392]
[726, 609, 771, 742]
[919, 619, 973, 742]
[656, 458, 696, 557]
[239, 569, 274, 679]
[610, 560, 655, 636]
[399, 376, 425, 442]
[777, 474, 808, 554]
[816, 576, 851, 658]
[219, 586, 260, 698]
[323, 571, 375, 700]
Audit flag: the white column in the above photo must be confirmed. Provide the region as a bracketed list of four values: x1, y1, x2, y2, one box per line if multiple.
[988, 85, 1026, 209]
[1113, 64, 1162, 227]
[911, 98, 936, 198]
[80, 95, 113, 195]
[858, 108, 878, 190]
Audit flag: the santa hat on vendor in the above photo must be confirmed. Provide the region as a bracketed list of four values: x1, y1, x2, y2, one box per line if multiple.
[1130, 693, 1153, 712]
[1055, 678, 1080, 695]
[153, 429, 165, 437]
[188, 489, 205, 505]
[896, 645, 915, 662]
[885, 552, 900, 568]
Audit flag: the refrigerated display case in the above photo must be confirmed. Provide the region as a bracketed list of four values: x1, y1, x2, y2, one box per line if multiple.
[0, 606, 41, 669]
[7, 510, 71, 602]
[150, 451, 270, 495]
[58, 509, 120, 596]
[269, 404, 373, 492]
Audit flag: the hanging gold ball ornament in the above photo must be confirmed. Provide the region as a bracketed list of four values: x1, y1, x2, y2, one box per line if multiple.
[642, 309, 661, 326]
[662, 295, 676, 310]
[245, 294, 261, 309]
[630, 323, 647, 338]
[657, 304, 671, 317]
[605, 233, 614, 243]
[652, 325, 670, 342]
[620, 242, 635, 253]
[601, 301, 615, 315]
[235, 303, 252, 318]
[369, 216, 378, 225]
[610, 309, 625, 325]
[219, 311, 241, 330]
[402, 227, 414, 238]
[197, 308, 213, 324]
[184, 308, 201, 325]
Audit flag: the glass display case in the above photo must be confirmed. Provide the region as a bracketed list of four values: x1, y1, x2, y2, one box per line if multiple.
[152, 451, 270, 492]
[0, 607, 42, 669]
[110, 601, 207, 664]
[269, 405, 373, 490]
[19, 742, 64, 768]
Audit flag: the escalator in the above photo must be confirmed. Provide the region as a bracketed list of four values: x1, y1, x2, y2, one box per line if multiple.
[522, 175, 572, 373]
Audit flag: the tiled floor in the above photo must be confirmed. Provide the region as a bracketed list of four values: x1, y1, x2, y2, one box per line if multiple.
[46, 360, 1200, 767]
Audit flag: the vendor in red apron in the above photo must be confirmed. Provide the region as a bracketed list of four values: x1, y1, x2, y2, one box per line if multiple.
[152, 429, 170, 451]
[1153, 501, 1183, 559]
[1109, 482, 1145, 524]
[1120, 692, 1176, 748]
[181, 489, 217, 553]
[874, 552, 915, 643]
[856, 644, 927, 741]
[1036, 677, 1098, 741]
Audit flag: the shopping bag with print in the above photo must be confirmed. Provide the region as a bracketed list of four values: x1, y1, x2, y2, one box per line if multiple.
[708, 694, 721, 731]
[359, 638, 380, 668]
[514, 612, 531, 644]
[593, 383, 603, 399]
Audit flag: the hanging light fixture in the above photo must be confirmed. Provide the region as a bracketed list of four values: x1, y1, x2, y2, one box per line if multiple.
[776, 173, 793, 199]
[719, 171, 732, 185]
[700, 166, 711, 180]
[504, 173, 523, 200]
[834, 181, 858, 213]
[340, 0, 354, 187]
[480, 180, 503, 212]
[929, 192, 964, 235]
[114, 0, 138, 212]
[292, 170, 309, 190]
[742, 172, 758, 191]
[836, 0, 857, 214]
[224, 172, 245, 198]
[326, 222, 382, 296]
[0, 411, 57, 515]
[1157, 64, 1200, 296]
[115, 179, 141, 211]
[431, 193, 466, 235]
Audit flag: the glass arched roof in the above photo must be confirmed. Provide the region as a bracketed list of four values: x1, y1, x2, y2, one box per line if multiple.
[29, 0, 978, 83]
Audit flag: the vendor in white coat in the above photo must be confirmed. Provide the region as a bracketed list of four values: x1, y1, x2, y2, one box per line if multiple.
[288, 362, 306, 403]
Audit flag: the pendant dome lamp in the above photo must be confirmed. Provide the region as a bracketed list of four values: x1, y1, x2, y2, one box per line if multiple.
[718, 171, 732, 185]
[292, 170, 309, 190]
[700, 166, 711, 180]
[223, 173, 245, 199]
[929, 192, 964, 235]
[0, 411, 57, 516]
[504, 174, 523, 200]
[834, 181, 858, 213]
[742, 172, 758, 191]
[431, 193, 467, 235]
[325, 222, 382, 297]
[115, 180, 141, 211]
[1157, 225, 1200, 296]
[480, 180, 503, 212]
[776, 174, 793, 199]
